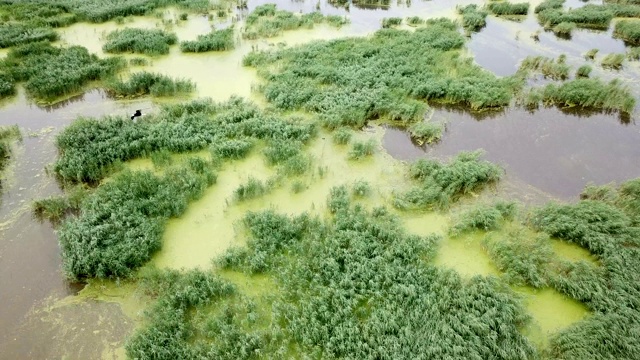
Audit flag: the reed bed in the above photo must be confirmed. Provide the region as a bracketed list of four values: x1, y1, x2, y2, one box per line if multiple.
[0, 42, 124, 101]
[408, 121, 443, 144]
[180, 28, 235, 52]
[54, 97, 315, 182]
[575, 64, 592, 78]
[487, 2, 530, 16]
[58, 159, 216, 279]
[103, 28, 177, 56]
[519, 55, 570, 80]
[600, 53, 625, 69]
[0, 73, 15, 99]
[449, 201, 516, 236]
[0, 24, 59, 48]
[395, 151, 503, 210]
[245, 18, 520, 129]
[541, 78, 635, 114]
[242, 4, 348, 40]
[614, 19, 640, 45]
[104, 71, 194, 97]
[0, 125, 20, 172]
[381, 17, 402, 28]
[457, 4, 489, 31]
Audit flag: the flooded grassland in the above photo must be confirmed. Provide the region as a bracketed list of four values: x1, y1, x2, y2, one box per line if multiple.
[0, 0, 639, 358]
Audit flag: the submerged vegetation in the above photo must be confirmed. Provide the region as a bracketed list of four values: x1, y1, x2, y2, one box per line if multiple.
[102, 28, 177, 56]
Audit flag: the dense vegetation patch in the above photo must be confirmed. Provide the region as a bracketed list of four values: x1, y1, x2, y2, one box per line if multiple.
[58, 159, 216, 279]
[538, 78, 635, 114]
[242, 4, 348, 40]
[180, 28, 235, 52]
[614, 19, 640, 45]
[486, 1, 530, 16]
[102, 28, 177, 56]
[54, 97, 315, 183]
[529, 181, 640, 359]
[0, 24, 59, 48]
[519, 55, 570, 80]
[105, 71, 194, 97]
[244, 18, 521, 129]
[395, 151, 503, 210]
[0, 42, 124, 101]
[535, 0, 640, 29]
[458, 4, 489, 31]
[449, 201, 516, 236]
[139, 193, 537, 359]
[0, 125, 21, 172]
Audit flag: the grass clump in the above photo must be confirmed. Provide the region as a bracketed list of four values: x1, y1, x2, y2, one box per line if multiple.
[614, 19, 640, 45]
[0, 125, 21, 171]
[32, 184, 90, 222]
[552, 21, 576, 37]
[332, 127, 352, 145]
[584, 48, 599, 60]
[57, 160, 216, 280]
[519, 55, 570, 80]
[0, 42, 124, 101]
[54, 97, 315, 183]
[487, 2, 530, 16]
[245, 18, 520, 129]
[150, 149, 173, 168]
[408, 121, 443, 144]
[406, 16, 425, 26]
[180, 28, 235, 52]
[105, 72, 194, 97]
[348, 139, 376, 160]
[351, 179, 371, 197]
[102, 28, 177, 56]
[129, 57, 149, 66]
[627, 47, 640, 60]
[541, 78, 635, 114]
[381, 17, 402, 28]
[600, 53, 625, 70]
[0, 73, 16, 99]
[0, 24, 59, 48]
[234, 177, 269, 201]
[575, 64, 592, 78]
[537, 5, 614, 29]
[449, 201, 516, 236]
[395, 151, 502, 210]
[458, 4, 489, 31]
[242, 4, 348, 40]
[210, 139, 253, 160]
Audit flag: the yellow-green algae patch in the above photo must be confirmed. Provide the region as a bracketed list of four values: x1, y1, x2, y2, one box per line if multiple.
[550, 237, 599, 265]
[434, 231, 500, 277]
[518, 287, 590, 348]
[151, 126, 417, 270]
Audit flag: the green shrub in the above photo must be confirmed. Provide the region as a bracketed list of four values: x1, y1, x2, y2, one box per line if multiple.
[103, 28, 177, 55]
[395, 151, 502, 210]
[352, 179, 371, 197]
[105, 72, 195, 97]
[601, 53, 625, 69]
[0, 73, 15, 99]
[487, 2, 530, 16]
[263, 139, 303, 165]
[180, 28, 235, 52]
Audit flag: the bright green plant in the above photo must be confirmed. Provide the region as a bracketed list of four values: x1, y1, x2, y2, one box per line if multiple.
[180, 28, 235, 52]
[103, 28, 177, 55]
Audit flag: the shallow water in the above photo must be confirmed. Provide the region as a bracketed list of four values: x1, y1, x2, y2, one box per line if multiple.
[383, 106, 640, 199]
[0, 0, 638, 356]
[550, 237, 599, 265]
[519, 287, 590, 348]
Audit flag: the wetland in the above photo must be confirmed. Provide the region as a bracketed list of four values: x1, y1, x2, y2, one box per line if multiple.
[1, 0, 640, 359]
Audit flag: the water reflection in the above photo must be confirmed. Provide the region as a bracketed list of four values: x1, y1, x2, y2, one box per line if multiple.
[383, 106, 640, 199]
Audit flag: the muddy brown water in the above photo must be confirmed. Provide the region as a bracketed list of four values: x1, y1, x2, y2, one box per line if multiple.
[0, 0, 638, 357]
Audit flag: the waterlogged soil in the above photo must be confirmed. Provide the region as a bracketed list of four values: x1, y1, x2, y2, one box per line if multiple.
[0, 0, 639, 357]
